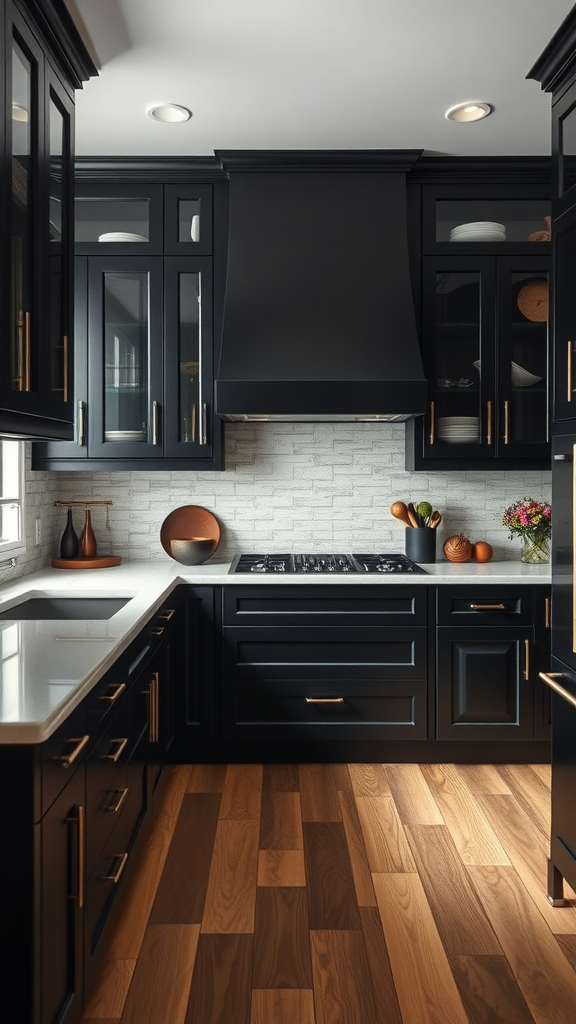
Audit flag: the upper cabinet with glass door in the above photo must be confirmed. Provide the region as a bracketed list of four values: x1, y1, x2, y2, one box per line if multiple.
[406, 175, 551, 471]
[0, 0, 96, 440]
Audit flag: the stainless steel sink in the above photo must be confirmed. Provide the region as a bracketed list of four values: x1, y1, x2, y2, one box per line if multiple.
[0, 597, 131, 620]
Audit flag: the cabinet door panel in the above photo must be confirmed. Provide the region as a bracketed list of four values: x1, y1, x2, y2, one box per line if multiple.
[553, 213, 576, 421]
[437, 627, 533, 740]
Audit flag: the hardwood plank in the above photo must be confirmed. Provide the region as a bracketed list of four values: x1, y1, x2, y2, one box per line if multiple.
[186, 764, 227, 793]
[405, 825, 502, 954]
[338, 790, 376, 907]
[106, 766, 190, 959]
[348, 763, 391, 796]
[259, 790, 304, 850]
[468, 865, 576, 1024]
[252, 887, 312, 988]
[420, 764, 511, 866]
[119, 924, 199, 1024]
[185, 934, 253, 1024]
[358, 907, 403, 1024]
[81, 959, 136, 1019]
[384, 764, 445, 824]
[149, 793, 221, 924]
[201, 818, 260, 933]
[331, 762, 353, 791]
[454, 764, 513, 796]
[476, 793, 576, 935]
[497, 765, 552, 839]
[257, 849, 306, 887]
[373, 872, 469, 1024]
[448, 954, 538, 1024]
[250, 989, 315, 1024]
[531, 764, 551, 787]
[556, 934, 576, 970]
[262, 763, 300, 791]
[310, 930, 379, 1024]
[303, 822, 362, 930]
[355, 795, 417, 872]
[299, 764, 342, 821]
[219, 764, 263, 819]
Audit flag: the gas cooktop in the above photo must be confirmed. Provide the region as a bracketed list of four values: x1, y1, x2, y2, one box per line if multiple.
[230, 553, 428, 574]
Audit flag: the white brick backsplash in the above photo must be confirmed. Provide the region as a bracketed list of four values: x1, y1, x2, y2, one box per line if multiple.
[13, 424, 551, 568]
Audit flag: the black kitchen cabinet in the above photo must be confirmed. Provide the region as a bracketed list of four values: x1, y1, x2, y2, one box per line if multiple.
[173, 586, 218, 760]
[406, 169, 551, 471]
[0, 0, 96, 440]
[32, 171, 224, 469]
[541, 659, 576, 906]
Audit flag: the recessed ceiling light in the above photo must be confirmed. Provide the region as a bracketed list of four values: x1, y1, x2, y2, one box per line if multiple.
[146, 103, 192, 124]
[445, 101, 493, 124]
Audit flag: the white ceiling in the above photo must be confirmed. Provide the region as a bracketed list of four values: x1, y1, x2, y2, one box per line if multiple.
[66, 0, 575, 159]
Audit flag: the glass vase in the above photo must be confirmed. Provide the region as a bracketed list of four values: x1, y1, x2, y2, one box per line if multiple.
[520, 534, 550, 564]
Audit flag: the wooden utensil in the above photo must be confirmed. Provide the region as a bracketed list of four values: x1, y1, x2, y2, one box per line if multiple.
[389, 501, 413, 527]
[430, 511, 442, 529]
[406, 502, 421, 528]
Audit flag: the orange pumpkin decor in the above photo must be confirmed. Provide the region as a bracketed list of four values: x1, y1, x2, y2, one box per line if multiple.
[472, 541, 493, 563]
[443, 534, 473, 563]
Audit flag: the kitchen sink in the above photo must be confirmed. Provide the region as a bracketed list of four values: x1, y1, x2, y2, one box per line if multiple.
[0, 597, 131, 620]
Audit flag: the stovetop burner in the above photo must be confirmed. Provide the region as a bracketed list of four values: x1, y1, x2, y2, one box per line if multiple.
[230, 553, 428, 574]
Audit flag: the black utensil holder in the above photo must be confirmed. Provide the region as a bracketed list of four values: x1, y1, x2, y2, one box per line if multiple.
[405, 527, 436, 563]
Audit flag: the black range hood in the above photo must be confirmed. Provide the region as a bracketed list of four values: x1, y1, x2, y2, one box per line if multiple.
[214, 151, 427, 422]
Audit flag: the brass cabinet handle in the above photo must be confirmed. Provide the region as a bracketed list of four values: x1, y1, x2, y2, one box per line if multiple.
[539, 671, 576, 711]
[65, 804, 85, 908]
[545, 596, 551, 630]
[157, 608, 175, 621]
[108, 788, 129, 814]
[201, 402, 208, 445]
[191, 403, 197, 442]
[152, 671, 159, 742]
[503, 400, 510, 445]
[53, 734, 90, 768]
[305, 697, 344, 704]
[429, 400, 435, 445]
[149, 626, 164, 636]
[524, 639, 531, 681]
[152, 400, 160, 445]
[486, 400, 493, 445]
[104, 851, 129, 884]
[77, 400, 86, 446]
[553, 454, 567, 460]
[24, 311, 31, 392]
[568, 341, 573, 403]
[63, 335, 69, 402]
[100, 681, 126, 703]
[102, 737, 128, 762]
[470, 603, 506, 611]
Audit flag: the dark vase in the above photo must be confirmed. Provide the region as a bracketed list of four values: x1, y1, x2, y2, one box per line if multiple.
[59, 508, 79, 559]
[79, 509, 97, 558]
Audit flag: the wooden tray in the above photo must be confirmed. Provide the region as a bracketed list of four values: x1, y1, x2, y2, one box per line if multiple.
[51, 556, 122, 569]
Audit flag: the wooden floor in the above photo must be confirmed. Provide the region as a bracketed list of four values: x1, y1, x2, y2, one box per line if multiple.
[81, 763, 576, 1024]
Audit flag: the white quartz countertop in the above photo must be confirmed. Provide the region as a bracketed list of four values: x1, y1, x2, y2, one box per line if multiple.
[0, 557, 551, 743]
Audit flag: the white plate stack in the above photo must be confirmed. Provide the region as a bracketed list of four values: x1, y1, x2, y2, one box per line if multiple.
[449, 221, 506, 242]
[98, 231, 148, 242]
[437, 416, 480, 443]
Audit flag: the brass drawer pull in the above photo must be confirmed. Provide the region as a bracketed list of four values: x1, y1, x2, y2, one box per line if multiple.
[305, 697, 344, 704]
[103, 737, 128, 762]
[108, 788, 129, 814]
[53, 734, 90, 768]
[149, 626, 164, 636]
[65, 804, 85, 907]
[104, 851, 129, 884]
[158, 608, 176, 621]
[469, 603, 506, 611]
[100, 681, 126, 703]
[539, 671, 576, 711]
[524, 639, 531, 681]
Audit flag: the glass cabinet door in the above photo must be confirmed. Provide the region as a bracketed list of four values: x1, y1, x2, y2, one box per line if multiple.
[553, 214, 576, 422]
[75, 184, 163, 252]
[163, 185, 213, 255]
[495, 259, 549, 458]
[87, 258, 163, 458]
[164, 258, 213, 457]
[553, 83, 576, 210]
[422, 258, 494, 460]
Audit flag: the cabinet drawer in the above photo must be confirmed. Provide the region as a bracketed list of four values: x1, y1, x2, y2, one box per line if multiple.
[437, 586, 533, 625]
[223, 585, 427, 626]
[85, 701, 131, 876]
[222, 626, 427, 681]
[225, 679, 428, 740]
[41, 701, 88, 816]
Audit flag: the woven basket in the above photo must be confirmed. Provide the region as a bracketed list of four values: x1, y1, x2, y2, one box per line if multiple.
[516, 279, 548, 322]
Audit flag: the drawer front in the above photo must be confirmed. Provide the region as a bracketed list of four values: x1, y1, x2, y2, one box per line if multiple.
[85, 701, 131, 876]
[223, 585, 427, 626]
[224, 679, 428, 740]
[222, 626, 427, 681]
[436, 586, 533, 626]
[41, 701, 88, 816]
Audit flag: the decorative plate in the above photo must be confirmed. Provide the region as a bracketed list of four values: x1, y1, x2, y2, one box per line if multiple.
[516, 279, 548, 322]
[160, 505, 220, 563]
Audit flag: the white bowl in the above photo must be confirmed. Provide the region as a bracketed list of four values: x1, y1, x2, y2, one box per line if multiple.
[511, 361, 542, 387]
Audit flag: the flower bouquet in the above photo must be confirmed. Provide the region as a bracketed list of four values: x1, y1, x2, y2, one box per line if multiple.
[502, 497, 551, 563]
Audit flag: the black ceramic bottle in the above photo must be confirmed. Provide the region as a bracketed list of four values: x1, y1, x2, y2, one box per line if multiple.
[59, 507, 79, 559]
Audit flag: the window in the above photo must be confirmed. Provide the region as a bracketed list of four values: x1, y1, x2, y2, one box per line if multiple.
[0, 441, 25, 557]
